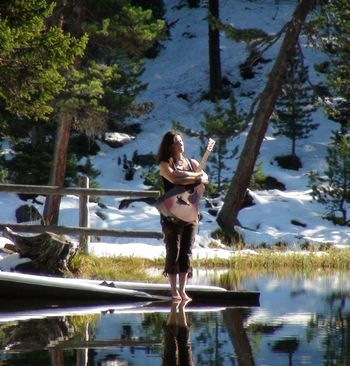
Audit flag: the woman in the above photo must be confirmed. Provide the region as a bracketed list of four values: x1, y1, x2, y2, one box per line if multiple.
[157, 131, 208, 300]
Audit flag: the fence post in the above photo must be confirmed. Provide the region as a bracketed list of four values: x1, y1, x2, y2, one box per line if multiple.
[79, 175, 90, 253]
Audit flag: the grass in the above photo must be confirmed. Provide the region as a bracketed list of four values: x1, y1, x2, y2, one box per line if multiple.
[68, 248, 350, 281]
[68, 254, 163, 282]
[193, 249, 350, 272]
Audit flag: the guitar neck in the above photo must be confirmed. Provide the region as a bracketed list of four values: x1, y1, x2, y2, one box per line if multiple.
[196, 148, 211, 173]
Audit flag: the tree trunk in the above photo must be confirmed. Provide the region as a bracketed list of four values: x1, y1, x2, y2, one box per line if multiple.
[43, 0, 74, 226]
[31, 125, 46, 149]
[43, 113, 72, 225]
[217, 0, 316, 233]
[3, 226, 75, 275]
[208, 0, 222, 100]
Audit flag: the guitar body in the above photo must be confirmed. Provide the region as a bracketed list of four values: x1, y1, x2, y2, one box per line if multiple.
[157, 138, 215, 223]
[157, 183, 205, 223]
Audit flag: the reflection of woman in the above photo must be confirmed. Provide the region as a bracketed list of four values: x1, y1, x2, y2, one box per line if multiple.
[162, 300, 194, 366]
[157, 131, 208, 300]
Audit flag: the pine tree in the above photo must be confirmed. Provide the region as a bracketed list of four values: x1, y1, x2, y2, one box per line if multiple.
[272, 48, 318, 165]
[320, 0, 350, 126]
[0, 0, 87, 205]
[200, 97, 241, 191]
[0, 1, 86, 120]
[309, 129, 350, 225]
[49, 0, 166, 135]
[43, 0, 166, 224]
[0, 1, 166, 223]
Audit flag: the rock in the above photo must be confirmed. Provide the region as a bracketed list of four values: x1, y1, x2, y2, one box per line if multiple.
[16, 205, 42, 223]
[291, 219, 307, 228]
[104, 132, 135, 148]
[98, 202, 108, 209]
[260, 176, 286, 191]
[132, 151, 156, 167]
[95, 210, 108, 221]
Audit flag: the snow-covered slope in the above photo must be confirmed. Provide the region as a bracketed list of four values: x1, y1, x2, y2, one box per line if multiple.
[1, 0, 349, 262]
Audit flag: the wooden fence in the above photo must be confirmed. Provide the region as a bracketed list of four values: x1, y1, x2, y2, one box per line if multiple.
[0, 178, 162, 253]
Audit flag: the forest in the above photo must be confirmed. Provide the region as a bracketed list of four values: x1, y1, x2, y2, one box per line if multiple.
[1, 0, 350, 240]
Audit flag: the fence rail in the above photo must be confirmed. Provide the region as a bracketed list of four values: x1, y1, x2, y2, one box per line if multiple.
[0, 224, 163, 239]
[0, 181, 162, 253]
[0, 183, 160, 198]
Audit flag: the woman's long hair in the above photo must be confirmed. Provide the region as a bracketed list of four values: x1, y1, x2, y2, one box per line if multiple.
[156, 131, 180, 164]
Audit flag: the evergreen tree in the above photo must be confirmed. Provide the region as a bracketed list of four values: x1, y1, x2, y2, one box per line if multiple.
[200, 97, 241, 190]
[43, 0, 166, 223]
[320, 0, 350, 126]
[309, 129, 350, 225]
[0, 0, 165, 146]
[0, 0, 86, 120]
[272, 48, 318, 161]
[0, 0, 86, 197]
[49, 0, 166, 135]
[0, 0, 165, 223]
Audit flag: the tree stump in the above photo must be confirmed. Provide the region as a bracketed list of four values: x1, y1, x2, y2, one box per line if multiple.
[3, 227, 76, 275]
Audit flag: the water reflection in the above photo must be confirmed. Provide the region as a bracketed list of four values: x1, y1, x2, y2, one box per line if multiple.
[2, 272, 350, 365]
[222, 308, 255, 365]
[162, 300, 194, 366]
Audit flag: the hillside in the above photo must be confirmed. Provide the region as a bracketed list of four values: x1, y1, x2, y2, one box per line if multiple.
[1, 0, 349, 260]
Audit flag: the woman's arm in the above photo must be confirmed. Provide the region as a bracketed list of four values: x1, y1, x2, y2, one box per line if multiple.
[159, 161, 203, 185]
[190, 159, 208, 184]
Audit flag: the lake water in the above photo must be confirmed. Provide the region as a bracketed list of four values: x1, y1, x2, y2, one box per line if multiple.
[1, 271, 350, 365]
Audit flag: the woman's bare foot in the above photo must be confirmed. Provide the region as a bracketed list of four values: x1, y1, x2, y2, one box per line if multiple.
[178, 290, 192, 301]
[171, 290, 181, 300]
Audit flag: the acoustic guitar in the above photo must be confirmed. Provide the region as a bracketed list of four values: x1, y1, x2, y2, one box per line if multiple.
[157, 138, 215, 223]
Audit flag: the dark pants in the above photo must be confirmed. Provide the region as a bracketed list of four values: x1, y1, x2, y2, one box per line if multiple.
[161, 216, 198, 277]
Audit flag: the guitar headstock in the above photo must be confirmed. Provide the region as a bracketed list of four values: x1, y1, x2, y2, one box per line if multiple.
[206, 138, 216, 152]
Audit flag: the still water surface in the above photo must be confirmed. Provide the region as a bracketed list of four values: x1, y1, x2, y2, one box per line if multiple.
[1, 271, 350, 365]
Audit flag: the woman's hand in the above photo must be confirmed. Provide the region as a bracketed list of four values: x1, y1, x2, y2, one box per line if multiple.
[196, 173, 208, 184]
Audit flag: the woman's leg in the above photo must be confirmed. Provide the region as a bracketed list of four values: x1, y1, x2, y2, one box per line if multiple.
[178, 272, 191, 301]
[161, 217, 182, 293]
[169, 273, 181, 299]
[177, 223, 197, 300]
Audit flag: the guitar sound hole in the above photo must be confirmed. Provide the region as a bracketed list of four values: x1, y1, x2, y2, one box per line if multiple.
[177, 196, 190, 206]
